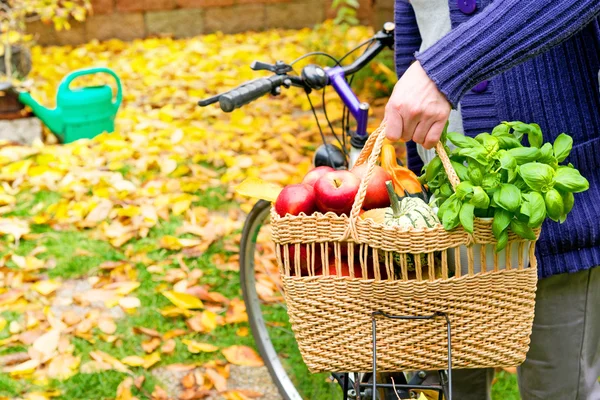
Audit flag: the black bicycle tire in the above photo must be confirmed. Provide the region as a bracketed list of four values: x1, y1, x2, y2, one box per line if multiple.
[239, 199, 303, 400]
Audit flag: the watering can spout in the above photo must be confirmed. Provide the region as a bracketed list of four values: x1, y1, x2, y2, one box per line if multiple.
[18, 92, 63, 134]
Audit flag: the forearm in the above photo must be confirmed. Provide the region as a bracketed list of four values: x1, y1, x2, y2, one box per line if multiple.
[417, 0, 600, 106]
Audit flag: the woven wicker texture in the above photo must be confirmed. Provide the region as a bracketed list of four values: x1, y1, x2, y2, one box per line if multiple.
[270, 123, 539, 372]
[283, 268, 537, 372]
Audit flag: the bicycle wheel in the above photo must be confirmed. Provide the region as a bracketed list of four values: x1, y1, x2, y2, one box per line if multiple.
[239, 200, 341, 399]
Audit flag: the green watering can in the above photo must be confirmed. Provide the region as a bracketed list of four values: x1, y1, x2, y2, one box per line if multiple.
[19, 67, 122, 143]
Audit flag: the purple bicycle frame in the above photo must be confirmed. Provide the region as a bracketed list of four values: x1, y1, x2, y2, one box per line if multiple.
[326, 66, 369, 139]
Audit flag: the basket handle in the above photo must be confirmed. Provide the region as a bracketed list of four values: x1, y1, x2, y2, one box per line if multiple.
[342, 121, 460, 241]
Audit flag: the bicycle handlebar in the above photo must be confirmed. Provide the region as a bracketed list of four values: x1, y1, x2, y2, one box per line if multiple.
[199, 22, 395, 113]
[219, 75, 284, 112]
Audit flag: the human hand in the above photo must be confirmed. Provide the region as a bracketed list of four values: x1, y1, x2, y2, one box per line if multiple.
[384, 61, 451, 149]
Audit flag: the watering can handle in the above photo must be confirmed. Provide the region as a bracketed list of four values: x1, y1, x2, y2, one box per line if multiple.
[59, 67, 123, 110]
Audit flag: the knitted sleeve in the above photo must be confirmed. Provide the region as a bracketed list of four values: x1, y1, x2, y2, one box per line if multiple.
[416, 0, 600, 106]
[394, 0, 421, 77]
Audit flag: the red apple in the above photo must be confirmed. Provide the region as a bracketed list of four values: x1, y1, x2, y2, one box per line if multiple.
[274, 184, 316, 217]
[325, 257, 363, 278]
[302, 166, 335, 187]
[350, 164, 393, 210]
[314, 170, 361, 215]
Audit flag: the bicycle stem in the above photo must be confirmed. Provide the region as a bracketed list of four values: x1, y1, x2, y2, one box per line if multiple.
[327, 66, 369, 139]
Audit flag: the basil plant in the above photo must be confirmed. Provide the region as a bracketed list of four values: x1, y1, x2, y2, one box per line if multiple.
[421, 121, 589, 251]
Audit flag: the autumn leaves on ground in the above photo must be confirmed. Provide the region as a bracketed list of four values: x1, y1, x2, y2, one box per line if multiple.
[0, 23, 394, 400]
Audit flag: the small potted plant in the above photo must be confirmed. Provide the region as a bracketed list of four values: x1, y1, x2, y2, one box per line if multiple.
[423, 121, 590, 272]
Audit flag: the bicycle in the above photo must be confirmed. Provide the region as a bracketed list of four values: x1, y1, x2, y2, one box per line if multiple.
[199, 23, 452, 400]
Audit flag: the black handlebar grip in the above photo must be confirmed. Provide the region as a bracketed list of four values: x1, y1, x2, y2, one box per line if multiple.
[219, 77, 281, 112]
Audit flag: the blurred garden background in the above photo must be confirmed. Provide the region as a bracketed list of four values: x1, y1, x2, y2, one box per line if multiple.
[0, 1, 519, 399]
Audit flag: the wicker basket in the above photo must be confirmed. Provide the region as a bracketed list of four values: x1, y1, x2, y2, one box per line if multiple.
[271, 123, 538, 373]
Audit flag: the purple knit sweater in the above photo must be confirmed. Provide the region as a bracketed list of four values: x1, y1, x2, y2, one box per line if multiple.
[394, 0, 600, 278]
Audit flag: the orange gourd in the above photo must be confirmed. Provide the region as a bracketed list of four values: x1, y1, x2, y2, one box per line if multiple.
[380, 144, 422, 194]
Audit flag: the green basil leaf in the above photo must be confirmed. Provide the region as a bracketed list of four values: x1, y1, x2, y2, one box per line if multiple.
[554, 167, 590, 193]
[544, 188, 564, 222]
[562, 191, 575, 215]
[553, 133, 573, 163]
[492, 123, 510, 137]
[482, 173, 501, 192]
[527, 123, 543, 148]
[450, 161, 469, 182]
[447, 132, 481, 149]
[506, 121, 526, 141]
[475, 132, 492, 144]
[513, 176, 528, 191]
[497, 136, 522, 149]
[523, 192, 546, 228]
[493, 184, 522, 213]
[538, 142, 555, 164]
[458, 147, 488, 164]
[559, 191, 575, 223]
[481, 135, 500, 155]
[440, 182, 454, 198]
[436, 193, 454, 221]
[510, 122, 543, 148]
[510, 219, 537, 241]
[507, 147, 541, 164]
[470, 186, 490, 209]
[519, 162, 555, 192]
[455, 181, 474, 200]
[492, 208, 512, 239]
[498, 151, 517, 182]
[425, 156, 443, 183]
[498, 151, 517, 170]
[520, 196, 531, 217]
[467, 162, 484, 185]
[442, 197, 462, 231]
[495, 229, 509, 252]
[459, 203, 475, 233]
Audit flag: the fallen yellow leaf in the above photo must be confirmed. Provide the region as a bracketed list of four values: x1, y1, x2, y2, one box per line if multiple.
[221, 346, 263, 367]
[234, 177, 282, 202]
[182, 339, 219, 354]
[159, 235, 202, 250]
[121, 356, 145, 367]
[31, 280, 61, 296]
[119, 296, 141, 312]
[163, 290, 203, 310]
[89, 350, 130, 373]
[98, 317, 117, 335]
[205, 368, 227, 392]
[29, 329, 60, 362]
[142, 352, 161, 369]
[3, 359, 40, 377]
[116, 377, 134, 400]
[47, 354, 80, 380]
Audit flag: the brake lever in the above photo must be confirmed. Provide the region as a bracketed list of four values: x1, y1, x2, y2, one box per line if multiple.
[198, 94, 220, 107]
[251, 60, 293, 75]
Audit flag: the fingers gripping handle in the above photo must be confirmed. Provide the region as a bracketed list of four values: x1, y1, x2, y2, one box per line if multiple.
[219, 76, 281, 112]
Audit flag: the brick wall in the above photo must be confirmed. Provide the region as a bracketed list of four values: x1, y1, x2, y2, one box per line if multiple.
[27, 0, 395, 46]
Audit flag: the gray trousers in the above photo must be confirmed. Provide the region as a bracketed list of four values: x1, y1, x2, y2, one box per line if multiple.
[452, 266, 600, 400]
